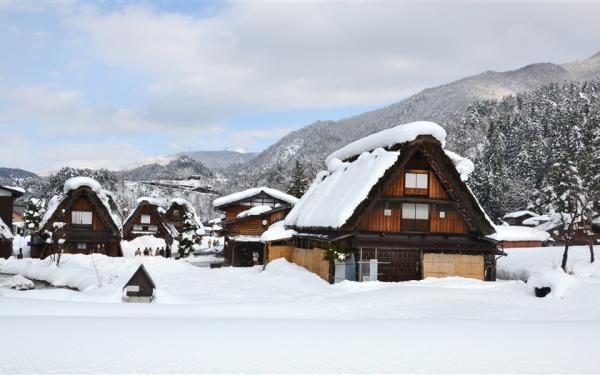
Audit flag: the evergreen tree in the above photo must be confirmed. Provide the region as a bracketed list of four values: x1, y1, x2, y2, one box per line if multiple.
[287, 160, 309, 198]
[23, 198, 45, 234]
[178, 211, 198, 258]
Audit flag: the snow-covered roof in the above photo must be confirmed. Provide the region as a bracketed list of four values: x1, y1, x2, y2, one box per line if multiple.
[286, 147, 399, 229]
[213, 187, 299, 208]
[0, 217, 13, 240]
[487, 225, 551, 242]
[63, 177, 102, 194]
[136, 196, 166, 207]
[1, 185, 25, 195]
[229, 235, 262, 243]
[325, 121, 446, 165]
[503, 210, 539, 219]
[522, 215, 550, 226]
[167, 198, 205, 235]
[237, 205, 272, 219]
[40, 177, 122, 231]
[286, 121, 491, 231]
[260, 220, 297, 242]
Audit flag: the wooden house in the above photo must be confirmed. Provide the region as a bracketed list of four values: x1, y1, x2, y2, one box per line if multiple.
[164, 198, 202, 233]
[278, 121, 502, 283]
[31, 177, 123, 258]
[0, 186, 24, 258]
[123, 197, 178, 242]
[502, 210, 540, 226]
[123, 264, 155, 303]
[213, 187, 299, 266]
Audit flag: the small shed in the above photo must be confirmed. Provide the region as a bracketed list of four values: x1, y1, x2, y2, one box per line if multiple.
[123, 264, 156, 303]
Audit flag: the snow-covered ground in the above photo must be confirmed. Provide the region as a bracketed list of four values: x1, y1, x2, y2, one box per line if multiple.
[0, 245, 599, 373]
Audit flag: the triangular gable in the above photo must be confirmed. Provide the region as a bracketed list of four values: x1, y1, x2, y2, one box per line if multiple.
[39, 187, 121, 236]
[345, 137, 494, 235]
[123, 201, 178, 238]
[287, 135, 494, 235]
[123, 264, 156, 289]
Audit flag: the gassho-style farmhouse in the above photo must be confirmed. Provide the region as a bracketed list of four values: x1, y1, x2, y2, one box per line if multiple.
[6, 120, 583, 284]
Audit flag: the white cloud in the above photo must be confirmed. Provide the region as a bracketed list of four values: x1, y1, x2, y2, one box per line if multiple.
[67, 1, 600, 125]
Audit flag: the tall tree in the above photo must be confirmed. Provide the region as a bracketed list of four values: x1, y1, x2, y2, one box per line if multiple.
[178, 211, 198, 258]
[286, 160, 309, 198]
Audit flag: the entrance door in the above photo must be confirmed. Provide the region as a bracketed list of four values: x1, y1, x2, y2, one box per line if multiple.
[233, 242, 265, 267]
[359, 248, 421, 282]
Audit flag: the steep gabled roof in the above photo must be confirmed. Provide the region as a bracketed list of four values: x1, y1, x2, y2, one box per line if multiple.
[285, 122, 495, 235]
[166, 198, 205, 234]
[39, 178, 122, 236]
[123, 264, 156, 289]
[123, 199, 178, 238]
[213, 187, 299, 209]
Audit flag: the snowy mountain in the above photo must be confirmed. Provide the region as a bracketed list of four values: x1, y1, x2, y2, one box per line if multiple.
[124, 156, 215, 181]
[129, 150, 257, 171]
[0, 167, 37, 179]
[226, 52, 600, 192]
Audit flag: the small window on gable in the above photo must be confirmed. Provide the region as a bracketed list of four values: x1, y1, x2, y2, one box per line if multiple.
[404, 172, 428, 195]
[72, 211, 93, 226]
[141, 214, 151, 224]
[172, 209, 180, 218]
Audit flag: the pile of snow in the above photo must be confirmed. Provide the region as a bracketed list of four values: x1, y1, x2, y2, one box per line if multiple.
[487, 225, 551, 242]
[444, 150, 474, 181]
[260, 220, 297, 242]
[237, 205, 272, 219]
[121, 235, 178, 257]
[503, 210, 539, 219]
[286, 147, 400, 229]
[325, 121, 446, 164]
[527, 268, 576, 299]
[213, 187, 299, 208]
[0, 217, 13, 240]
[0, 274, 34, 290]
[63, 177, 102, 194]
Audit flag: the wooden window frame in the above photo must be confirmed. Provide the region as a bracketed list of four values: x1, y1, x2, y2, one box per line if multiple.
[401, 203, 430, 232]
[140, 214, 151, 224]
[72, 210, 93, 227]
[404, 170, 429, 196]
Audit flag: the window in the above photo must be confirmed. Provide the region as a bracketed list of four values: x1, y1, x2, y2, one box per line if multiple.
[384, 208, 392, 217]
[401, 203, 429, 231]
[77, 243, 87, 250]
[140, 214, 151, 224]
[172, 209, 180, 218]
[405, 173, 428, 189]
[72, 211, 92, 226]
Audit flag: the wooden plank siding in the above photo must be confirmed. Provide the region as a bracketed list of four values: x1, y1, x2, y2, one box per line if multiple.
[360, 167, 466, 234]
[267, 245, 330, 282]
[69, 197, 108, 231]
[225, 205, 250, 220]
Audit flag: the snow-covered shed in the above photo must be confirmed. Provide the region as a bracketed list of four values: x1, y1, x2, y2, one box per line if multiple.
[502, 210, 540, 226]
[123, 197, 178, 242]
[31, 177, 123, 258]
[213, 187, 299, 266]
[0, 186, 24, 258]
[123, 264, 156, 303]
[276, 121, 501, 282]
[487, 225, 551, 248]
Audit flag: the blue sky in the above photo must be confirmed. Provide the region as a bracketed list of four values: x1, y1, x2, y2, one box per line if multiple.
[1, 1, 599, 172]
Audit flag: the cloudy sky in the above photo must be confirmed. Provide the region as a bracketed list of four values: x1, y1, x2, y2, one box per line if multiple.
[1, 1, 599, 173]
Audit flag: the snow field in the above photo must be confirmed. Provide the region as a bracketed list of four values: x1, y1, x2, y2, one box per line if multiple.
[0, 245, 599, 373]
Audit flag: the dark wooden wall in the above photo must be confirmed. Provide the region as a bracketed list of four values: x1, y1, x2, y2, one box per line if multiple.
[359, 165, 467, 234]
